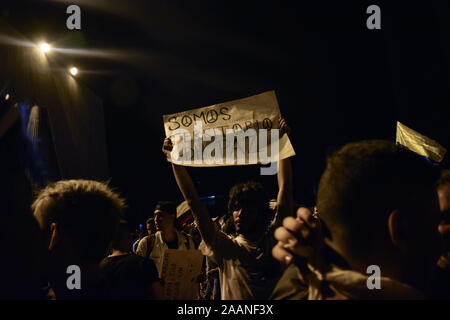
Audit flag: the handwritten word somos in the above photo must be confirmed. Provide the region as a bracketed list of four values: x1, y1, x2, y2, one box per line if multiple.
[167, 107, 272, 135]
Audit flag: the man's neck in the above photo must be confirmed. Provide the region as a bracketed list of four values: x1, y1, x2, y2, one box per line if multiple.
[161, 228, 177, 243]
[331, 240, 427, 293]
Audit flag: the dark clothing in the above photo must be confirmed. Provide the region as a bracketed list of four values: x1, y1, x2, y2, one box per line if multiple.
[100, 253, 159, 300]
[166, 236, 179, 249]
[270, 264, 308, 300]
[49, 272, 113, 300]
[430, 265, 450, 299]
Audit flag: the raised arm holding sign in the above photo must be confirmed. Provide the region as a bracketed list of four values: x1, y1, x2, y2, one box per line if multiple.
[162, 96, 294, 299]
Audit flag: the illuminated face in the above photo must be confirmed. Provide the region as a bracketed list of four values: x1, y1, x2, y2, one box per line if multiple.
[154, 210, 175, 232]
[438, 185, 450, 216]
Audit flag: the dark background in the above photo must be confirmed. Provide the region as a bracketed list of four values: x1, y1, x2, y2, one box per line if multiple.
[1, 0, 449, 225]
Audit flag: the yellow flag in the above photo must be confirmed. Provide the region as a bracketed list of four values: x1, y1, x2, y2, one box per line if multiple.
[396, 121, 446, 163]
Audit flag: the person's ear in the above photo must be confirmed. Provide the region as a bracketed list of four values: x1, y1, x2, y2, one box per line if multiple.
[388, 209, 406, 250]
[48, 222, 59, 251]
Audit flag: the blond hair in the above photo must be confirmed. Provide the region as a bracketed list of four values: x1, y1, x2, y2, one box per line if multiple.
[32, 179, 126, 262]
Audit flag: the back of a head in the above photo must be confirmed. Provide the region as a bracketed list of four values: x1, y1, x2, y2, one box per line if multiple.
[317, 140, 441, 256]
[33, 179, 126, 263]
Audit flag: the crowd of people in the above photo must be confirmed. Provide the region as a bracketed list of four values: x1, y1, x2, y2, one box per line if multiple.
[1, 104, 449, 300]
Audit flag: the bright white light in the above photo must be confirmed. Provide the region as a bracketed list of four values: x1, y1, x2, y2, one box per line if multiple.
[70, 67, 78, 76]
[5, 93, 10, 101]
[39, 43, 51, 53]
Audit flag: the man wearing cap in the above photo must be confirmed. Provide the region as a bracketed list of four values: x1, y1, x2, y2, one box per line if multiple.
[136, 201, 195, 276]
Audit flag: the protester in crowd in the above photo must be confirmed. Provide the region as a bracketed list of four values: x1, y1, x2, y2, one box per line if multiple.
[220, 214, 236, 236]
[100, 220, 165, 300]
[132, 218, 155, 254]
[273, 140, 442, 299]
[136, 201, 195, 274]
[147, 218, 156, 236]
[431, 169, 450, 298]
[163, 117, 293, 300]
[32, 179, 125, 299]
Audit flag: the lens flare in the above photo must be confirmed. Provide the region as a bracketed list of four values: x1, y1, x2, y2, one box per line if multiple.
[39, 42, 51, 53]
[70, 67, 78, 76]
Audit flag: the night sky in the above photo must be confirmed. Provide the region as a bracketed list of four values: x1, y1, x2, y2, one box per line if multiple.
[2, 0, 449, 225]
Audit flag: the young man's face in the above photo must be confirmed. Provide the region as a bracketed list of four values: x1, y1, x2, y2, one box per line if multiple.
[154, 210, 175, 232]
[232, 201, 259, 236]
[438, 185, 450, 216]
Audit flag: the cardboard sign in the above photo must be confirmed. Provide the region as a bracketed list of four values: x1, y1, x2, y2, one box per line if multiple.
[163, 91, 295, 167]
[160, 249, 204, 300]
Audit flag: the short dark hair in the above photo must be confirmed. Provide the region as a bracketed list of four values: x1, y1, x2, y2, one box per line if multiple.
[146, 217, 155, 225]
[228, 181, 268, 212]
[317, 140, 440, 253]
[154, 201, 177, 216]
[32, 179, 126, 262]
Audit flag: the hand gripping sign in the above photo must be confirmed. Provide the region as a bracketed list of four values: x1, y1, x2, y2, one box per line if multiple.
[162, 91, 295, 175]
